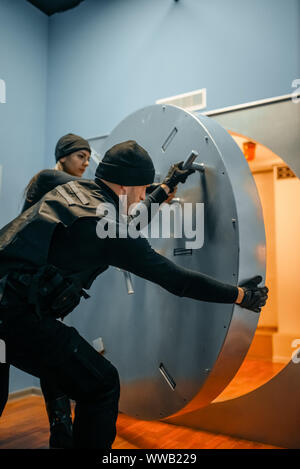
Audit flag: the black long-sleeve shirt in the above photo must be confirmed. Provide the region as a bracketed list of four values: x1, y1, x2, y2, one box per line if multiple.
[22, 170, 239, 304]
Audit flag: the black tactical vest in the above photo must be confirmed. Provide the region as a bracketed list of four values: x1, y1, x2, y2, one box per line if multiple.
[0, 179, 108, 290]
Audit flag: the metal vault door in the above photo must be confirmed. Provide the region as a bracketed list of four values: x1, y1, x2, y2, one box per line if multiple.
[97, 104, 266, 420]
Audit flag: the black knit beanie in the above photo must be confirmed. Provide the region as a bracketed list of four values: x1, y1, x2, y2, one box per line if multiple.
[95, 140, 155, 186]
[55, 133, 91, 162]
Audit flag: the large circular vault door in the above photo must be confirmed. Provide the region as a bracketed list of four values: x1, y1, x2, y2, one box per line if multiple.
[98, 104, 266, 420]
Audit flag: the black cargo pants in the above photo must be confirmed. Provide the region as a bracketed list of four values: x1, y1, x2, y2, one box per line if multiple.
[0, 302, 120, 449]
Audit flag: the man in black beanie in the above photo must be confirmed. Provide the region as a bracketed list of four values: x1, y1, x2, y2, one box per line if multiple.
[95, 140, 163, 216]
[0, 140, 268, 449]
[95, 140, 155, 185]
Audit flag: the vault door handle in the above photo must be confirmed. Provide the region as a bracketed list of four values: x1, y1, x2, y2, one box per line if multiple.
[117, 268, 134, 295]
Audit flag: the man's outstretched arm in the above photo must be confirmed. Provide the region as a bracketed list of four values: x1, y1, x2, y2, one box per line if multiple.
[103, 234, 240, 304]
[103, 234, 268, 312]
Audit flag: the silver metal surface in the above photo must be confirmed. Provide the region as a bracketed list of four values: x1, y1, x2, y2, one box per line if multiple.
[204, 93, 297, 117]
[166, 359, 300, 449]
[169, 197, 182, 205]
[88, 104, 266, 420]
[204, 98, 300, 178]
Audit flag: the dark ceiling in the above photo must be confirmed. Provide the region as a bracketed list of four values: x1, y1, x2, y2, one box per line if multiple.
[27, 0, 86, 16]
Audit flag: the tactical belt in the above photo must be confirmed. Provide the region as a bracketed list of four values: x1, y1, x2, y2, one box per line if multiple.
[6, 265, 90, 320]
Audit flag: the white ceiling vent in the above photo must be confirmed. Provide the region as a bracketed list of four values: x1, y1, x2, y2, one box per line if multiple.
[156, 88, 207, 112]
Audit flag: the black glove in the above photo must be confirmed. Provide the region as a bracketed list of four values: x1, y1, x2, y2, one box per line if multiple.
[238, 275, 269, 313]
[146, 183, 161, 195]
[162, 161, 195, 193]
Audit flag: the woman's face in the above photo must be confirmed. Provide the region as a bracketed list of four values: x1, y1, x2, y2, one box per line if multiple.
[59, 149, 91, 177]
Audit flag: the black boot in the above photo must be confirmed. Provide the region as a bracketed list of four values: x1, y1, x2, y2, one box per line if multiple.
[46, 395, 73, 449]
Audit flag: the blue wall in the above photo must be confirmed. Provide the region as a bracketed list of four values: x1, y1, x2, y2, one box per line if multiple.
[46, 0, 300, 166]
[0, 0, 48, 392]
[0, 0, 48, 225]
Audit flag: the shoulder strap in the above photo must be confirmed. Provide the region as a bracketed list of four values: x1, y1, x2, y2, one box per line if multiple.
[56, 186, 76, 205]
[67, 181, 89, 205]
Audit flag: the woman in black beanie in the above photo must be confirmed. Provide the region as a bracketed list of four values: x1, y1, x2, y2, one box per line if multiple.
[54, 133, 91, 177]
[23, 134, 91, 211]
